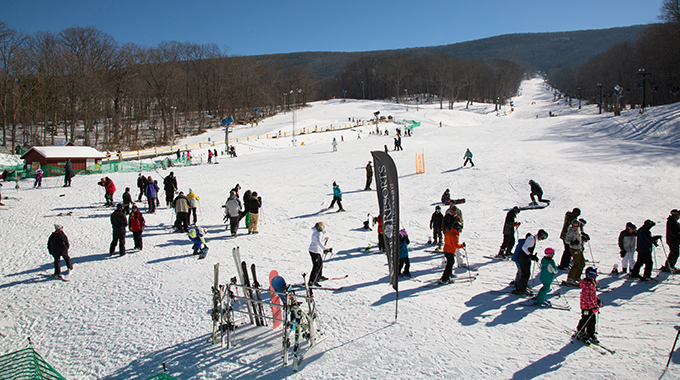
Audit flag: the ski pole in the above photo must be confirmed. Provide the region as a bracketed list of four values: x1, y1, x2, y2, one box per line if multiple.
[572, 312, 595, 341]
[660, 237, 669, 262]
[665, 327, 680, 371]
[587, 241, 596, 265]
[463, 246, 472, 284]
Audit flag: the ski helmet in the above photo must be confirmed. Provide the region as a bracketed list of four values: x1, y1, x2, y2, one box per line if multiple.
[626, 222, 637, 231]
[435, 205, 441, 210]
[585, 266, 598, 278]
[452, 221, 463, 232]
[537, 229, 548, 240]
[399, 228, 408, 237]
[544, 247, 555, 256]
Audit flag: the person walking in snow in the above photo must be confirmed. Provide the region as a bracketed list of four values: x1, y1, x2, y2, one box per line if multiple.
[186, 189, 200, 225]
[398, 229, 411, 277]
[438, 221, 465, 284]
[535, 247, 557, 307]
[173, 191, 190, 232]
[144, 176, 159, 214]
[558, 208, 581, 270]
[63, 159, 74, 187]
[615, 222, 637, 275]
[429, 205, 444, 249]
[631, 219, 662, 281]
[164, 172, 177, 207]
[208, 149, 213, 164]
[98, 177, 116, 207]
[528, 179, 550, 205]
[129, 204, 145, 250]
[34, 167, 43, 188]
[498, 206, 521, 258]
[574, 267, 603, 343]
[513, 229, 548, 295]
[48, 224, 73, 279]
[661, 209, 680, 273]
[110, 203, 127, 257]
[136, 173, 147, 202]
[462, 148, 474, 167]
[248, 191, 262, 234]
[188, 225, 208, 255]
[241, 189, 252, 226]
[364, 161, 373, 191]
[308, 221, 332, 286]
[122, 187, 132, 214]
[564, 219, 588, 285]
[332, 138, 338, 152]
[328, 182, 345, 212]
[225, 190, 242, 237]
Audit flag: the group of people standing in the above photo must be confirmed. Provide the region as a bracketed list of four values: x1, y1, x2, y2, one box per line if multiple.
[223, 184, 263, 237]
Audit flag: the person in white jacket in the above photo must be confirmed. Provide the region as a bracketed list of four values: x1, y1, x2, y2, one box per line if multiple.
[308, 222, 332, 286]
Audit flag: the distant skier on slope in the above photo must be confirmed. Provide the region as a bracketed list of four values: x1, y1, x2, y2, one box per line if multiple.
[328, 182, 344, 212]
[462, 148, 474, 167]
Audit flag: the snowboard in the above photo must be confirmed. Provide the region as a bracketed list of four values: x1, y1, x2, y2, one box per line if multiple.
[518, 202, 549, 211]
[269, 271, 283, 329]
[198, 246, 209, 259]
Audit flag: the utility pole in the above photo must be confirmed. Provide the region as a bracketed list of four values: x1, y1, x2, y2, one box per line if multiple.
[597, 83, 603, 114]
[638, 68, 650, 111]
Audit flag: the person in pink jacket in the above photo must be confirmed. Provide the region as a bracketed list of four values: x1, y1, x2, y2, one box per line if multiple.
[575, 266, 603, 343]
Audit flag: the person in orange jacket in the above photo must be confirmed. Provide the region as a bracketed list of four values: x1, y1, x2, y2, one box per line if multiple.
[438, 221, 465, 284]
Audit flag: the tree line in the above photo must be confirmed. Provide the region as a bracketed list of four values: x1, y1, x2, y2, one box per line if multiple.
[0, 22, 316, 152]
[0, 21, 525, 153]
[548, 1, 680, 112]
[320, 54, 525, 112]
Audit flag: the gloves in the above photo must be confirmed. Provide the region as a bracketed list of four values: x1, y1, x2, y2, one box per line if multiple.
[462, 242, 466, 248]
[582, 233, 590, 242]
[620, 250, 626, 258]
[513, 222, 521, 228]
[530, 255, 539, 262]
[597, 297, 603, 307]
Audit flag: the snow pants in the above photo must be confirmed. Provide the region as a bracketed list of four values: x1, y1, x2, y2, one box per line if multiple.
[567, 249, 585, 283]
[432, 228, 442, 246]
[398, 257, 410, 276]
[52, 253, 72, 276]
[147, 196, 156, 213]
[132, 230, 143, 250]
[228, 216, 239, 236]
[559, 240, 572, 268]
[499, 233, 515, 256]
[632, 249, 653, 278]
[621, 250, 635, 271]
[515, 253, 531, 293]
[329, 196, 343, 210]
[248, 212, 259, 233]
[309, 251, 323, 284]
[110, 231, 126, 256]
[664, 244, 679, 269]
[441, 251, 455, 281]
[536, 278, 553, 304]
[576, 309, 598, 338]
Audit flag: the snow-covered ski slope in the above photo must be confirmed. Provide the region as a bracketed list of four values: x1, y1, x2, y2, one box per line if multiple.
[2, 77, 680, 379]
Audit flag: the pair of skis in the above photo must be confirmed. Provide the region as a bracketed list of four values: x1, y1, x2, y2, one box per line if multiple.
[232, 247, 267, 327]
[211, 263, 235, 347]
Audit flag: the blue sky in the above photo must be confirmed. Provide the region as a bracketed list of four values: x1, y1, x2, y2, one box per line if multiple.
[0, 0, 664, 56]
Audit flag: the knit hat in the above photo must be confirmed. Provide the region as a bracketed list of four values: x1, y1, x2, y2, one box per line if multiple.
[54, 224, 63, 231]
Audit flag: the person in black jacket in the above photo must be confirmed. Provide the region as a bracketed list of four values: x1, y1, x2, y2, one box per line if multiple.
[48, 224, 73, 278]
[136, 173, 147, 202]
[529, 179, 550, 205]
[631, 219, 662, 280]
[429, 205, 444, 249]
[122, 187, 132, 215]
[163, 172, 177, 207]
[110, 203, 128, 256]
[498, 206, 521, 257]
[662, 210, 680, 273]
[248, 191, 262, 234]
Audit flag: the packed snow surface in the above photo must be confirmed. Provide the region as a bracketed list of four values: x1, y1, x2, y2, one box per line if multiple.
[2, 78, 680, 379]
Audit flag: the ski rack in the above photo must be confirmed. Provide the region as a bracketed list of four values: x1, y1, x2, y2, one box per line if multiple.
[223, 281, 326, 370]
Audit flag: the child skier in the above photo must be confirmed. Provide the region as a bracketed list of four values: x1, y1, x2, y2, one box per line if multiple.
[187, 225, 208, 255]
[575, 266, 603, 343]
[615, 222, 637, 274]
[438, 221, 465, 284]
[328, 182, 344, 211]
[398, 229, 411, 277]
[535, 247, 557, 307]
[429, 205, 443, 250]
